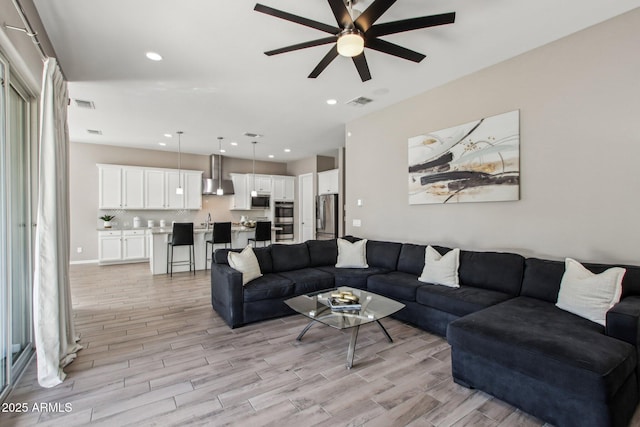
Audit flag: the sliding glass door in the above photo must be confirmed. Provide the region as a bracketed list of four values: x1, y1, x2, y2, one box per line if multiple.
[0, 52, 36, 399]
[8, 76, 33, 374]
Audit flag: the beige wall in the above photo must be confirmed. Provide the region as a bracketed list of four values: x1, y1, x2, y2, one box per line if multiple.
[345, 9, 640, 265]
[70, 142, 287, 262]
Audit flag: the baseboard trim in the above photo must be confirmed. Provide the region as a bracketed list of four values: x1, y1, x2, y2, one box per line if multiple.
[70, 259, 99, 265]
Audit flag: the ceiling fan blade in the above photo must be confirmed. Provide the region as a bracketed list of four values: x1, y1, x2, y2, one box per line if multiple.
[352, 52, 372, 82]
[265, 37, 338, 56]
[308, 46, 339, 79]
[327, 0, 354, 29]
[366, 38, 425, 62]
[354, 0, 397, 33]
[366, 12, 456, 38]
[254, 3, 340, 34]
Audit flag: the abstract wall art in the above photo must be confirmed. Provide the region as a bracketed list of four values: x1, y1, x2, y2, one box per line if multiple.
[408, 110, 520, 205]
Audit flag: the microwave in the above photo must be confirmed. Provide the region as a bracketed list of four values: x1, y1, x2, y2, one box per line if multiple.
[251, 195, 270, 209]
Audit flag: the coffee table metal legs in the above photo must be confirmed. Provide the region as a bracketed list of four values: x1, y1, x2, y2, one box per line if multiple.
[376, 319, 393, 343]
[297, 318, 393, 369]
[296, 320, 316, 341]
[346, 326, 359, 369]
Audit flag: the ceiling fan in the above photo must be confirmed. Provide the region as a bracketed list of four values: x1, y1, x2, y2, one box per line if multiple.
[254, 0, 456, 82]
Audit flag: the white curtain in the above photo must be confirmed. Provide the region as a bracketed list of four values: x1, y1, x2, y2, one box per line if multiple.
[33, 58, 81, 388]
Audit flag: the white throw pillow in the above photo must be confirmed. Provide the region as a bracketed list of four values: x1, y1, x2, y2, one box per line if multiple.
[335, 238, 368, 268]
[556, 258, 625, 326]
[228, 245, 263, 285]
[418, 246, 460, 288]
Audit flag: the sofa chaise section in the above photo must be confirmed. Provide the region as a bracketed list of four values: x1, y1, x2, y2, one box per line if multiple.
[447, 257, 640, 427]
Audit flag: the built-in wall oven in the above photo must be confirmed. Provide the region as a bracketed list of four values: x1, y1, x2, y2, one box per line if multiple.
[274, 201, 294, 241]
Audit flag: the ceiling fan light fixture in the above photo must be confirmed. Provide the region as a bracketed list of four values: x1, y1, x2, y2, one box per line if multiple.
[337, 30, 364, 57]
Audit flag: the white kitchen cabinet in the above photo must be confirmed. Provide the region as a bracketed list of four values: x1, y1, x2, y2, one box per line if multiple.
[100, 164, 203, 210]
[144, 169, 166, 209]
[230, 173, 250, 210]
[165, 171, 184, 209]
[317, 169, 340, 195]
[98, 230, 123, 262]
[122, 167, 145, 209]
[163, 170, 202, 210]
[99, 229, 148, 264]
[184, 171, 203, 210]
[122, 230, 146, 260]
[273, 176, 295, 201]
[253, 175, 272, 194]
[98, 165, 123, 209]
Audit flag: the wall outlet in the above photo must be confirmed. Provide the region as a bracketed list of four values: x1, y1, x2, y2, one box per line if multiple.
[353, 219, 362, 227]
[76, 247, 83, 253]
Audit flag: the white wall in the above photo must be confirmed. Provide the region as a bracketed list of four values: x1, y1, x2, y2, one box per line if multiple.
[345, 9, 640, 265]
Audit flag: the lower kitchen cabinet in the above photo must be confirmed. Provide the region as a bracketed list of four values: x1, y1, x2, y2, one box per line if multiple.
[98, 230, 122, 262]
[98, 229, 149, 264]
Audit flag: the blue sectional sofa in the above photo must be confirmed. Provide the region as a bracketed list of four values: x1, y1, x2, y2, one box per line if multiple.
[210, 238, 640, 427]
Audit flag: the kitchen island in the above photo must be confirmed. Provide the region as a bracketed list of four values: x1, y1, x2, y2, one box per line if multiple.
[149, 226, 255, 275]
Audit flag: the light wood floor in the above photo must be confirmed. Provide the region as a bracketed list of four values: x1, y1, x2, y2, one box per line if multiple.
[3, 263, 639, 426]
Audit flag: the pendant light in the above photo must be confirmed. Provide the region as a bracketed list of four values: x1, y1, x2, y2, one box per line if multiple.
[176, 131, 184, 195]
[250, 141, 258, 198]
[216, 137, 224, 196]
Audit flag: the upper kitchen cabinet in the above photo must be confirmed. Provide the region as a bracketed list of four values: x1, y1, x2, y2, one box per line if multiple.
[144, 169, 166, 209]
[245, 174, 272, 194]
[273, 176, 295, 201]
[317, 169, 339, 195]
[98, 164, 123, 209]
[165, 170, 202, 210]
[122, 167, 145, 209]
[230, 173, 249, 210]
[99, 164, 202, 210]
[99, 164, 144, 209]
[184, 171, 203, 210]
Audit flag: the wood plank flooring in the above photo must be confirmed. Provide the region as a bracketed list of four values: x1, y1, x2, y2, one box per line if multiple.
[2, 263, 639, 426]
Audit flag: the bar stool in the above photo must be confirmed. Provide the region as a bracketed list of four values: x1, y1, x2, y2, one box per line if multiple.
[248, 221, 272, 247]
[167, 222, 195, 277]
[205, 222, 232, 270]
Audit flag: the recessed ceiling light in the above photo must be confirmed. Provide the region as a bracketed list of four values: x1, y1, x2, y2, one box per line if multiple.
[284, 148, 291, 153]
[230, 142, 238, 146]
[146, 51, 163, 61]
[268, 154, 275, 159]
[220, 149, 226, 153]
[164, 133, 172, 138]
[158, 142, 167, 146]
[326, 99, 338, 105]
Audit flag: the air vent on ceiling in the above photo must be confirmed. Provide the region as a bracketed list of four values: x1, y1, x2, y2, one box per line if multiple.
[87, 129, 103, 135]
[346, 96, 374, 107]
[74, 99, 95, 109]
[243, 132, 263, 138]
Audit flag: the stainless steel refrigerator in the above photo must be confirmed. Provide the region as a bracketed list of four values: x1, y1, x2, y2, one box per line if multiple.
[316, 194, 338, 240]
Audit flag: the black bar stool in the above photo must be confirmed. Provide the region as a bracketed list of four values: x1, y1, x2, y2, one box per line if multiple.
[167, 222, 195, 277]
[248, 221, 272, 247]
[205, 222, 232, 270]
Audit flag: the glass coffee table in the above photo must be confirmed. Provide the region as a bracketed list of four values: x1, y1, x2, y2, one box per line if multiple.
[285, 287, 405, 369]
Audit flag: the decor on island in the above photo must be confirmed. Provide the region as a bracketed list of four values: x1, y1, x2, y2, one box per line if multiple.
[408, 110, 520, 205]
[99, 214, 115, 228]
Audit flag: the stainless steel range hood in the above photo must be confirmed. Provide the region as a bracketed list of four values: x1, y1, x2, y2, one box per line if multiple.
[202, 154, 234, 195]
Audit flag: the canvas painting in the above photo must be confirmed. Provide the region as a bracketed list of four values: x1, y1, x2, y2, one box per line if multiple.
[408, 110, 520, 205]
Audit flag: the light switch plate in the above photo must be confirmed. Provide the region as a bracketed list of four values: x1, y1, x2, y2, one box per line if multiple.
[353, 219, 362, 227]
[357, 199, 363, 207]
